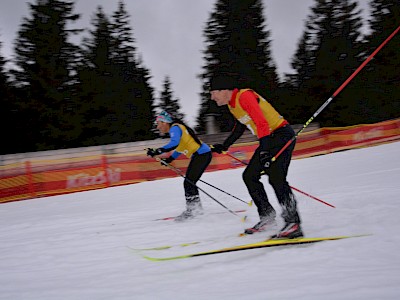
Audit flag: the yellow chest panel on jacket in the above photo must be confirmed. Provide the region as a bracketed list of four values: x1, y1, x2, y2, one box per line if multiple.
[174, 124, 201, 158]
[228, 89, 285, 136]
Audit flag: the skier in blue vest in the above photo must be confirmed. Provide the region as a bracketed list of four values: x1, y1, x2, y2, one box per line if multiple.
[147, 111, 212, 221]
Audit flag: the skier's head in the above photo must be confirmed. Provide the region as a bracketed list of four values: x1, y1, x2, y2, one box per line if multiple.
[156, 111, 173, 134]
[209, 75, 237, 91]
[156, 111, 173, 123]
[209, 71, 243, 106]
[209, 74, 237, 106]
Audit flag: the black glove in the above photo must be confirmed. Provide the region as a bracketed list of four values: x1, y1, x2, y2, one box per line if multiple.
[160, 156, 174, 166]
[211, 144, 228, 154]
[147, 148, 163, 157]
[260, 151, 273, 169]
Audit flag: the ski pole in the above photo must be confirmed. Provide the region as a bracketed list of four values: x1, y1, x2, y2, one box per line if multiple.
[272, 24, 400, 162]
[221, 150, 335, 208]
[163, 162, 251, 206]
[154, 157, 244, 220]
[289, 186, 335, 208]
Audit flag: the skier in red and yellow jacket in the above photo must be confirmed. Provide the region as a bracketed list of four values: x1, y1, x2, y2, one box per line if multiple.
[210, 75, 303, 239]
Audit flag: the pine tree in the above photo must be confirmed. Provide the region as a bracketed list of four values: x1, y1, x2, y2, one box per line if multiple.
[0, 40, 9, 99]
[134, 58, 157, 139]
[196, 0, 278, 133]
[287, 0, 365, 126]
[0, 38, 34, 154]
[110, 1, 156, 141]
[78, 4, 156, 145]
[288, 27, 314, 89]
[359, 0, 400, 122]
[111, 1, 136, 64]
[10, 0, 82, 151]
[0, 40, 15, 154]
[78, 6, 115, 146]
[159, 76, 185, 121]
[280, 25, 315, 124]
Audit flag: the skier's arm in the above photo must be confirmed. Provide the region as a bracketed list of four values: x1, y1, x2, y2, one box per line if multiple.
[222, 121, 246, 149]
[239, 90, 270, 138]
[160, 125, 182, 152]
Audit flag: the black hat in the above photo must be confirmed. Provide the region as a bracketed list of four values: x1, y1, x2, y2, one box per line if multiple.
[209, 75, 237, 91]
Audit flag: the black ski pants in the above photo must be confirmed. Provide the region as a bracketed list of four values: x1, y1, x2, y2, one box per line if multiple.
[184, 151, 212, 198]
[242, 125, 301, 224]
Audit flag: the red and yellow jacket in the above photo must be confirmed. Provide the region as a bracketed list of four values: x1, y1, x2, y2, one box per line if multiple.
[228, 88, 288, 138]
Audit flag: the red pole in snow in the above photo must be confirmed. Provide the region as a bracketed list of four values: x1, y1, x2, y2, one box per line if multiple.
[223, 151, 335, 208]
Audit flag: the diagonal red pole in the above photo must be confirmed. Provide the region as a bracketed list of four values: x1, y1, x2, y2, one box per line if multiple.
[272, 24, 400, 162]
[289, 186, 335, 208]
[223, 151, 335, 208]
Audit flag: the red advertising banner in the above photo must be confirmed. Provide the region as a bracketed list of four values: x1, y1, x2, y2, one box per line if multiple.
[1, 119, 399, 203]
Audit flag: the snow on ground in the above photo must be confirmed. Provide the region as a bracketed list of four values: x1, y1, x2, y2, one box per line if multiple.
[1, 141, 399, 300]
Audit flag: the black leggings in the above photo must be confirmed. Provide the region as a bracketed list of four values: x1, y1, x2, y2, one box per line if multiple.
[184, 151, 212, 197]
[243, 125, 300, 223]
[243, 125, 294, 194]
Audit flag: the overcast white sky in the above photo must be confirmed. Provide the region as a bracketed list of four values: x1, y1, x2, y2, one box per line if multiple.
[0, 0, 370, 127]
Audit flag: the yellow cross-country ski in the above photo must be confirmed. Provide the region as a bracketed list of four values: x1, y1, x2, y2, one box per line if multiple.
[139, 234, 370, 261]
